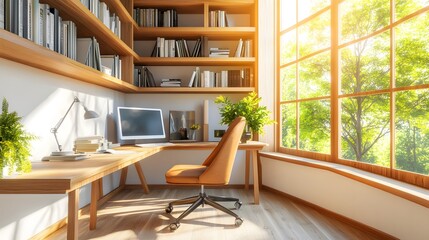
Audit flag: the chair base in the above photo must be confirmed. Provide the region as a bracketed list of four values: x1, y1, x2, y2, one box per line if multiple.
[165, 185, 243, 230]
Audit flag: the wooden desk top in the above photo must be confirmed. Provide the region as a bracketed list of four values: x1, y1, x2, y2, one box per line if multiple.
[0, 141, 267, 194]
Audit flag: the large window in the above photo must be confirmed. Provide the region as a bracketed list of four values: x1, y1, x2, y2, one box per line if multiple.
[277, 0, 429, 186]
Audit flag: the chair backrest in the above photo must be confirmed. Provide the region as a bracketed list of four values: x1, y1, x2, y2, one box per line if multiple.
[199, 116, 246, 185]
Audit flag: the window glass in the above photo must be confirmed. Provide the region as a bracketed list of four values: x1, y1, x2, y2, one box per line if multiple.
[298, 0, 330, 21]
[395, 12, 429, 87]
[299, 52, 331, 99]
[280, 30, 297, 65]
[281, 103, 297, 148]
[340, 0, 390, 44]
[396, 0, 429, 20]
[395, 89, 429, 175]
[299, 100, 331, 153]
[298, 11, 331, 57]
[340, 32, 390, 95]
[340, 94, 390, 165]
[280, 65, 296, 101]
[280, 0, 296, 30]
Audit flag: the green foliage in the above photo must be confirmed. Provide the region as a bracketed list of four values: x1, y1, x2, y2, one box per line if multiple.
[0, 98, 35, 177]
[279, 0, 429, 175]
[215, 92, 275, 134]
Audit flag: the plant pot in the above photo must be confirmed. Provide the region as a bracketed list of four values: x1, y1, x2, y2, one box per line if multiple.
[189, 129, 197, 141]
[1, 165, 15, 178]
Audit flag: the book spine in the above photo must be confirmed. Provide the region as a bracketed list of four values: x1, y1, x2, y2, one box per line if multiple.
[0, 0, 4, 29]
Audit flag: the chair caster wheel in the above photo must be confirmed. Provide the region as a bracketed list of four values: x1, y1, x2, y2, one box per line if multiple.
[169, 222, 180, 231]
[165, 205, 173, 214]
[234, 201, 242, 210]
[235, 217, 243, 227]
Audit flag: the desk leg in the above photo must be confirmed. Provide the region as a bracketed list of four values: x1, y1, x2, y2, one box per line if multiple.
[89, 180, 100, 230]
[67, 190, 79, 240]
[252, 150, 260, 204]
[245, 151, 250, 190]
[120, 167, 128, 187]
[134, 162, 150, 194]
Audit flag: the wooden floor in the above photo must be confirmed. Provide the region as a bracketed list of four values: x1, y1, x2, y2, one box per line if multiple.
[45, 187, 382, 240]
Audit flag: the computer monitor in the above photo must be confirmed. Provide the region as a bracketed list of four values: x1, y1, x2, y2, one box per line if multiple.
[117, 107, 166, 141]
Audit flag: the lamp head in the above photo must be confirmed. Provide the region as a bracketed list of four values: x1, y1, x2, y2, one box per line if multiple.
[83, 107, 99, 119]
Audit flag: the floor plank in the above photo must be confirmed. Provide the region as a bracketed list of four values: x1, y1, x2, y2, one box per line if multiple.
[45, 188, 382, 240]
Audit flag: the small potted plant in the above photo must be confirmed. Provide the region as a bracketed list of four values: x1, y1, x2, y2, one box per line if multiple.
[189, 123, 201, 140]
[0, 98, 35, 178]
[215, 92, 275, 142]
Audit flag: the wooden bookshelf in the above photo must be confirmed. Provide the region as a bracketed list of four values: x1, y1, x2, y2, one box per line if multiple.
[133, 87, 255, 94]
[0, 30, 138, 93]
[2, 0, 257, 94]
[132, 0, 258, 92]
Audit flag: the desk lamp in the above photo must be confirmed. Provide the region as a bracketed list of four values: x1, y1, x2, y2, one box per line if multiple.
[50, 97, 99, 156]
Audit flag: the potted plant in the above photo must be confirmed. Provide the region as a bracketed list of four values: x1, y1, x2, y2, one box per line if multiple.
[0, 98, 35, 178]
[215, 92, 275, 142]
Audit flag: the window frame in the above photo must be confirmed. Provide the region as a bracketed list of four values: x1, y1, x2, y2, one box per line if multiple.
[276, 0, 429, 189]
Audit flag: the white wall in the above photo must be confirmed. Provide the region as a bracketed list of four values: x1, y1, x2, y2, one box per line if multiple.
[260, 157, 429, 240]
[0, 59, 125, 240]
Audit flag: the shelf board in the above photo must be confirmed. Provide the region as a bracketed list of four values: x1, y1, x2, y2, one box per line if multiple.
[134, 27, 255, 40]
[135, 57, 255, 66]
[44, 0, 138, 59]
[0, 30, 138, 93]
[133, 87, 255, 94]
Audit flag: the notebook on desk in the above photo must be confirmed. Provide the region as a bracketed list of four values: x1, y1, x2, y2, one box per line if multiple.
[42, 154, 89, 161]
[135, 142, 175, 148]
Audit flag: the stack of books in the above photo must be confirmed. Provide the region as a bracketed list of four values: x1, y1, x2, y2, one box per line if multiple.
[209, 48, 230, 58]
[160, 79, 181, 87]
[74, 136, 104, 153]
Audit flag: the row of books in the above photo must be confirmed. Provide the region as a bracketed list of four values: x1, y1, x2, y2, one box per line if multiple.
[209, 10, 228, 27]
[1, 0, 33, 39]
[74, 135, 104, 153]
[79, 0, 121, 38]
[209, 48, 230, 58]
[188, 67, 252, 88]
[151, 37, 204, 58]
[234, 38, 253, 57]
[133, 8, 178, 27]
[134, 66, 156, 87]
[76, 37, 122, 79]
[160, 79, 182, 87]
[1, 1, 78, 59]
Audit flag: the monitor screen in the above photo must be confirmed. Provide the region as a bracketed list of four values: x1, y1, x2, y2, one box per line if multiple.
[117, 107, 166, 140]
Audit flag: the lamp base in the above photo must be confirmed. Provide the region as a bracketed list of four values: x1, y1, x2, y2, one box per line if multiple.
[51, 151, 75, 156]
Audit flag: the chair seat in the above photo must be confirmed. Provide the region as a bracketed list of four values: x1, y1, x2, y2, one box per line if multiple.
[165, 164, 207, 184]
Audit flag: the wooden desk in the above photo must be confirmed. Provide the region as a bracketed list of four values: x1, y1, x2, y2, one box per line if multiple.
[0, 141, 266, 240]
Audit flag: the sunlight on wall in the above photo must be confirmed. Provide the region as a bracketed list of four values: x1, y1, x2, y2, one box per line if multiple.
[21, 89, 115, 160]
[0, 195, 67, 240]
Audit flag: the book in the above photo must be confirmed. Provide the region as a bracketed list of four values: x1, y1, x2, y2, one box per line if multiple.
[0, 0, 4, 29]
[188, 70, 196, 87]
[234, 38, 243, 57]
[42, 154, 89, 161]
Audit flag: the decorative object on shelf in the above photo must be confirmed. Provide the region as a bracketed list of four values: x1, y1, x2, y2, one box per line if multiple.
[215, 92, 275, 142]
[189, 123, 201, 141]
[169, 110, 196, 142]
[0, 98, 36, 178]
[50, 97, 99, 156]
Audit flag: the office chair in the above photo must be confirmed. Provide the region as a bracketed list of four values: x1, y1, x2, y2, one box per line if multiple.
[164, 116, 246, 230]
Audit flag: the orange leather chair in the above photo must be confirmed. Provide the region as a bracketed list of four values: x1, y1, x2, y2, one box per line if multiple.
[165, 116, 246, 230]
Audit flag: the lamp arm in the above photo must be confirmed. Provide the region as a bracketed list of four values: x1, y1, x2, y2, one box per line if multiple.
[50, 97, 79, 152]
